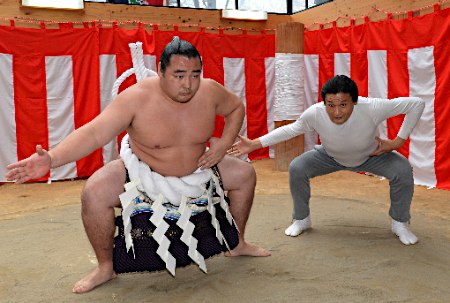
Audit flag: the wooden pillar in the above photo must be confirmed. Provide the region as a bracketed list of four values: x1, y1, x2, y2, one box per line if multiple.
[273, 22, 305, 171]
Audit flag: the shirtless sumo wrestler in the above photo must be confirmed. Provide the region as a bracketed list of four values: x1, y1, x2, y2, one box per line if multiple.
[6, 37, 271, 294]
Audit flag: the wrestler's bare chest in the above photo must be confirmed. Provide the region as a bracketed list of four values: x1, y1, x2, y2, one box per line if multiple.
[129, 98, 216, 149]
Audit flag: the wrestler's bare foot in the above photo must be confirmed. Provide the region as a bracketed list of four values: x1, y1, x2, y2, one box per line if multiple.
[224, 241, 271, 257]
[72, 267, 117, 294]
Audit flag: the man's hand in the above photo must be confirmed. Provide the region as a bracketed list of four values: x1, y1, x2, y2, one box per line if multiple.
[6, 145, 52, 184]
[198, 138, 228, 170]
[369, 136, 405, 157]
[227, 135, 262, 157]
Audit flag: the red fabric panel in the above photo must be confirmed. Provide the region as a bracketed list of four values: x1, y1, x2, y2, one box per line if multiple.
[387, 50, 410, 157]
[244, 33, 274, 160]
[201, 33, 226, 139]
[332, 24, 351, 52]
[318, 53, 334, 101]
[1, 26, 49, 181]
[433, 32, 450, 190]
[71, 29, 103, 176]
[245, 57, 269, 160]
[350, 51, 368, 97]
[13, 54, 50, 181]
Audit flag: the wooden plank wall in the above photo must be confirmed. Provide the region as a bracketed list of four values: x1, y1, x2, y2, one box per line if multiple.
[293, 0, 449, 30]
[1, 0, 446, 30]
[0, 0, 284, 32]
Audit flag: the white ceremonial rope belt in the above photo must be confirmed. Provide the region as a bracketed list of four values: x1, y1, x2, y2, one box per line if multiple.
[120, 134, 211, 206]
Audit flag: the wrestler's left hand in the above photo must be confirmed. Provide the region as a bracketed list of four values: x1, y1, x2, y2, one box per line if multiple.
[198, 140, 227, 170]
[6, 145, 51, 184]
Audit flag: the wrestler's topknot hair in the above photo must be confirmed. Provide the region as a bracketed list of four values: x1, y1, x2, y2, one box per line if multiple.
[159, 36, 202, 73]
[321, 75, 359, 103]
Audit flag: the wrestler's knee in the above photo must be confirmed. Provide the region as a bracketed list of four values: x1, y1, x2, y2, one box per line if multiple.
[238, 161, 256, 186]
[220, 157, 256, 191]
[80, 178, 100, 209]
[81, 160, 126, 209]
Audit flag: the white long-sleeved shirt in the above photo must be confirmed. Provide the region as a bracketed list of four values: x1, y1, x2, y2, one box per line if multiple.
[260, 97, 425, 167]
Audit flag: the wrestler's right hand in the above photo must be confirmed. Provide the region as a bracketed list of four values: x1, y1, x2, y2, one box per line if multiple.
[6, 145, 51, 184]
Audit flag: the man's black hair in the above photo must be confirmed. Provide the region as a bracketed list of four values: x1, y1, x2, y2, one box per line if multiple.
[321, 75, 359, 103]
[159, 36, 202, 73]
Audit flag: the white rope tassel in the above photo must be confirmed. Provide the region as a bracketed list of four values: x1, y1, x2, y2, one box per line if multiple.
[176, 196, 207, 273]
[118, 179, 143, 258]
[149, 194, 177, 276]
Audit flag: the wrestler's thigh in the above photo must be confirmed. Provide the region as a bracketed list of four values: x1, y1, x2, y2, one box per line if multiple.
[217, 155, 256, 191]
[81, 159, 126, 208]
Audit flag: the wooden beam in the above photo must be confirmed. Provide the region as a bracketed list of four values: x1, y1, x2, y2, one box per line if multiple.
[273, 22, 305, 172]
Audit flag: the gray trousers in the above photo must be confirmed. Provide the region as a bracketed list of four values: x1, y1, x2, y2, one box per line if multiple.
[288, 145, 414, 223]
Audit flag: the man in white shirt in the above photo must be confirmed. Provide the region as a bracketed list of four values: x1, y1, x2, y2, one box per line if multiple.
[229, 75, 425, 245]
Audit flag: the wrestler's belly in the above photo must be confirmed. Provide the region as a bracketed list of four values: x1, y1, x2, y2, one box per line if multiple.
[130, 144, 206, 177]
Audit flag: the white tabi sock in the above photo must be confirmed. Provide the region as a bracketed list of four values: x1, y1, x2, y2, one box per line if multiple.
[391, 219, 418, 245]
[285, 216, 312, 237]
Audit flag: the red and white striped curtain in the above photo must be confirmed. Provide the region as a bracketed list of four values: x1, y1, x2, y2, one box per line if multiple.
[1, 6, 450, 191]
[0, 24, 275, 182]
[304, 5, 450, 190]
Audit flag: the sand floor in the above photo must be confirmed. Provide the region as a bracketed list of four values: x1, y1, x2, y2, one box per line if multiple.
[1, 159, 449, 303]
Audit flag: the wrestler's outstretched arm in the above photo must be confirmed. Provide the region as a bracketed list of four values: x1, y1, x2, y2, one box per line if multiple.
[6, 83, 140, 184]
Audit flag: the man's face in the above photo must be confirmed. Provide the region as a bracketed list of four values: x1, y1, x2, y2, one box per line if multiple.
[159, 55, 202, 103]
[324, 92, 355, 124]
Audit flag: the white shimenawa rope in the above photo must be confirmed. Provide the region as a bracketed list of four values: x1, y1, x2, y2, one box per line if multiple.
[111, 42, 157, 98]
[274, 53, 305, 121]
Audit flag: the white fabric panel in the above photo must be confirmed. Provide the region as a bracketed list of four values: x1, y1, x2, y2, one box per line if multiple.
[334, 53, 350, 77]
[303, 54, 319, 152]
[223, 58, 248, 161]
[100, 54, 118, 165]
[265, 57, 276, 158]
[0, 53, 17, 182]
[143, 55, 157, 74]
[408, 46, 437, 188]
[223, 58, 247, 137]
[45, 56, 77, 180]
[368, 50, 388, 140]
[223, 57, 248, 161]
